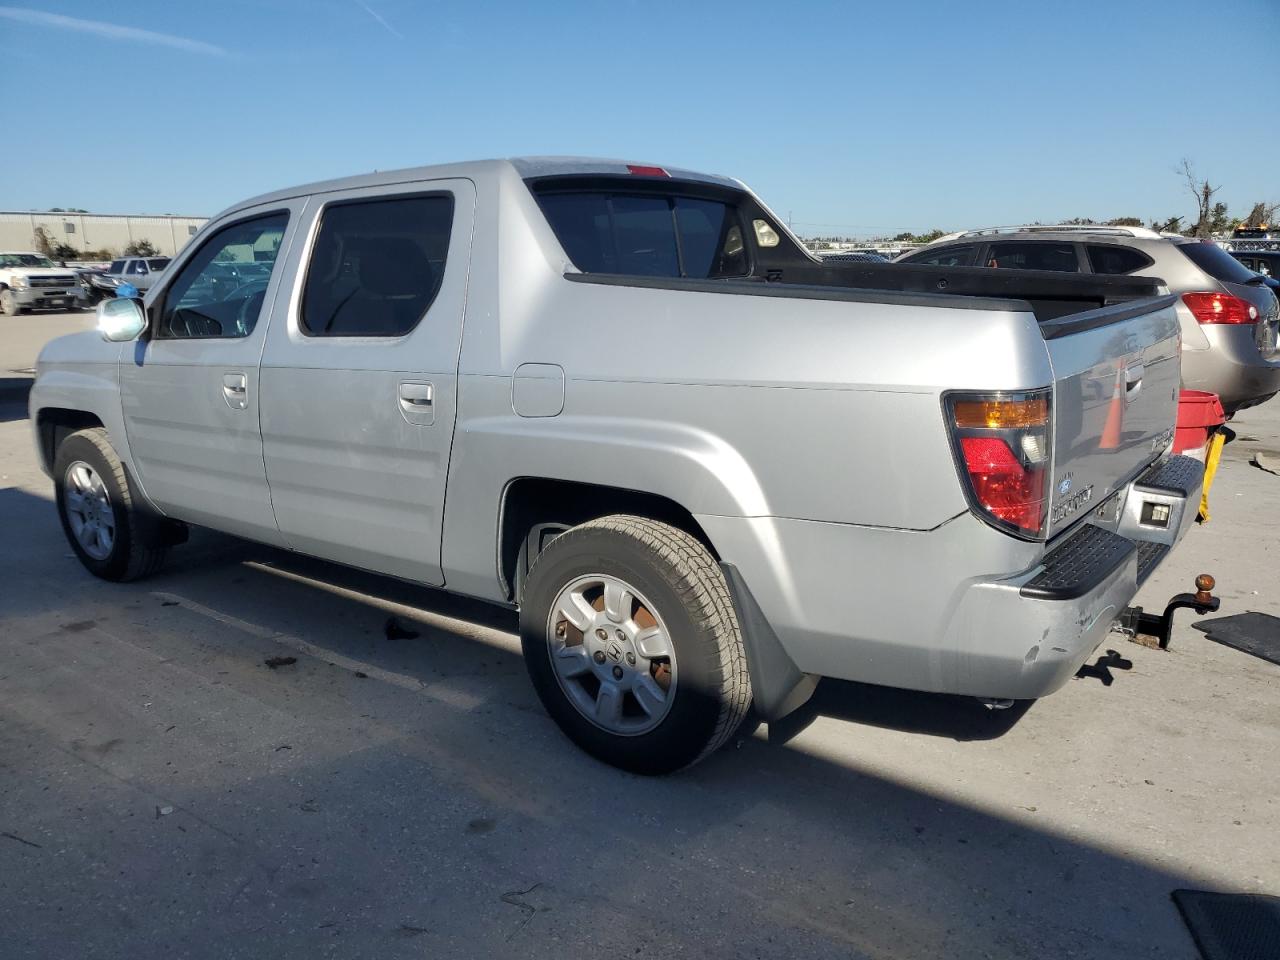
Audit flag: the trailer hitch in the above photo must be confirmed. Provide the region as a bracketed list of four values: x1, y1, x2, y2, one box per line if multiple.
[1114, 574, 1219, 650]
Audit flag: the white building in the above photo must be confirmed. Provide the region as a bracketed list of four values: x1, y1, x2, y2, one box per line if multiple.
[0, 211, 208, 258]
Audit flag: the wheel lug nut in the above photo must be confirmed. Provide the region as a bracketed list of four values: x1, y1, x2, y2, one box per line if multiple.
[625, 652, 636, 665]
[555, 622, 567, 638]
[595, 628, 608, 641]
[593, 651, 606, 665]
[615, 629, 625, 641]
[612, 665, 624, 680]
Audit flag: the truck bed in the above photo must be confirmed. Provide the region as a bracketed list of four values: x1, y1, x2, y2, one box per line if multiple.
[567, 263, 1169, 328]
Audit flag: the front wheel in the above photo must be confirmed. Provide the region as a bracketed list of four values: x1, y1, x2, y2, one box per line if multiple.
[1, 289, 22, 316]
[520, 515, 751, 774]
[54, 428, 168, 581]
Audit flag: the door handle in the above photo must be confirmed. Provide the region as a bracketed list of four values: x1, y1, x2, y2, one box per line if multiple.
[222, 372, 248, 410]
[398, 382, 433, 406]
[398, 380, 435, 425]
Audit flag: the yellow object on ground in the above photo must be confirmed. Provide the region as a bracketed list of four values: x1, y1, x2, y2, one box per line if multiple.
[1198, 429, 1226, 522]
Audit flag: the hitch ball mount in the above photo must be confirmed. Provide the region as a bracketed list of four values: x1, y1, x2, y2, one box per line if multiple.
[1115, 574, 1219, 650]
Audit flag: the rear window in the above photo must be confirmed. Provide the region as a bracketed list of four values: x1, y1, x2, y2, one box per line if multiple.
[985, 241, 1080, 272]
[1177, 242, 1258, 284]
[537, 190, 748, 279]
[1086, 245, 1153, 275]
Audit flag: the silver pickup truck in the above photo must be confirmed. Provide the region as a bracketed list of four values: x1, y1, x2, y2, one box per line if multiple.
[31, 157, 1205, 773]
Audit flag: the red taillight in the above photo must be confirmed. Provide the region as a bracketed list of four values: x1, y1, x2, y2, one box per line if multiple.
[947, 391, 1052, 539]
[959, 437, 1048, 534]
[1182, 292, 1258, 325]
[625, 164, 669, 177]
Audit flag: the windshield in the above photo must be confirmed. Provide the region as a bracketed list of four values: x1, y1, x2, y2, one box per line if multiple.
[0, 253, 55, 268]
[1178, 242, 1258, 284]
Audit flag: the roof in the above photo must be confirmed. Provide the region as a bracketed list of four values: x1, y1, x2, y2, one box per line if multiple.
[221, 156, 744, 222]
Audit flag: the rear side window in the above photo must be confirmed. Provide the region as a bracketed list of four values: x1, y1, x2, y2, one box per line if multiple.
[1086, 245, 1153, 275]
[148, 258, 171, 272]
[1179, 242, 1261, 284]
[985, 242, 1080, 272]
[108, 259, 125, 274]
[538, 191, 748, 279]
[301, 194, 453, 338]
[903, 244, 977, 267]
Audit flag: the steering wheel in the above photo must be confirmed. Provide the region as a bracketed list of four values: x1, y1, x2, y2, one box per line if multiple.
[226, 280, 269, 336]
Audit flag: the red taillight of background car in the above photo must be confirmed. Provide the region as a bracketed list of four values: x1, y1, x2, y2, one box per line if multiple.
[1182, 292, 1258, 325]
[947, 391, 1052, 539]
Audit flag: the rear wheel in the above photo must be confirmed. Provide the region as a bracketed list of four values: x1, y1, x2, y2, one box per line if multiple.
[520, 515, 750, 774]
[54, 428, 168, 581]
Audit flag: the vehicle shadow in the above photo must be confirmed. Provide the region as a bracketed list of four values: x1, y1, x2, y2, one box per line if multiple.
[1, 488, 1209, 958]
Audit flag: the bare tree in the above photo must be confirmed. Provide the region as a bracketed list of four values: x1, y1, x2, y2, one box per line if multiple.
[1179, 159, 1221, 237]
[1242, 201, 1280, 229]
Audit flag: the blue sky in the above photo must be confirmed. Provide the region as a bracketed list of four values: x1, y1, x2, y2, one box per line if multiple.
[1, 0, 1276, 237]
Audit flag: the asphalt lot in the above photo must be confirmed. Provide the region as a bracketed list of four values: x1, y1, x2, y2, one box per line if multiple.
[2, 311, 1278, 959]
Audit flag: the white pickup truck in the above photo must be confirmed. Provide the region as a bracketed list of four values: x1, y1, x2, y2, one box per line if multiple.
[1, 252, 84, 314]
[30, 157, 1208, 773]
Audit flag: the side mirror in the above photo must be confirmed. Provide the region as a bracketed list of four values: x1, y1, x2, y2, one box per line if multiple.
[98, 296, 148, 342]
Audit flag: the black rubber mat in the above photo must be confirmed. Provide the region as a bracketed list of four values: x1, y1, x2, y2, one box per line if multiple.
[1192, 612, 1280, 667]
[1171, 889, 1280, 960]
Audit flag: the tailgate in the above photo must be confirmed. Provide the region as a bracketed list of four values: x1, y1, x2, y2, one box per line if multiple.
[1044, 296, 1181, 539]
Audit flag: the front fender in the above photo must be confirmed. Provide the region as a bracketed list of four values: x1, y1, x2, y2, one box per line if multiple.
[28, 333, 134, 481]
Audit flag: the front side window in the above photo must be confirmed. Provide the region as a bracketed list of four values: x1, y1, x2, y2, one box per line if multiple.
[126, 260, 148, 275]
[904, 244, 977, 267]
[985, 241, 1080, 272]
[1086, 245, 1153, 275]
[108, 259, 126, 274]
[537, 190, 749, 279]
[300, 194, 454, 338]
[157, 212, 288, 339]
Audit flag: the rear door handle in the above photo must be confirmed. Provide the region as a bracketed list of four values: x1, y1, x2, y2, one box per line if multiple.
[398, 380, 435, 425]
[222, 372, 248, 410]
[398, 382, 433, 405]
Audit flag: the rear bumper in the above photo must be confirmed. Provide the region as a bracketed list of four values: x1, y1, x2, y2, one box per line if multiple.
[701, 455, 1204, 704]
[1183, 325, 1280, 412]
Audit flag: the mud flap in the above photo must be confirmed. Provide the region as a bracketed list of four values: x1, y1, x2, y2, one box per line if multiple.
[720, 562, 819, 722]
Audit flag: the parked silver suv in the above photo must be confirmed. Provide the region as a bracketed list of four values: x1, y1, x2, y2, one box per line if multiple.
[899, 226, 1280, 413]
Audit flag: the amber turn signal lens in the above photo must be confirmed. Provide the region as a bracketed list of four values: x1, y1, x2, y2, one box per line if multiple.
[952, 397, 1050, 430]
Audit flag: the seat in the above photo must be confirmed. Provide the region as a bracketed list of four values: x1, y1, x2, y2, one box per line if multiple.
[325, 237, 438, 336]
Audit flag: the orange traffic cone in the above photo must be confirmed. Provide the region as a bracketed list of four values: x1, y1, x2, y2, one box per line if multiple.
[1100, 364, 1124, 450]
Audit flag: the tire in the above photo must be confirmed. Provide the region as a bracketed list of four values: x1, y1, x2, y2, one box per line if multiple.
[54, 428, 168, 581]
[1, 288, 21, 316]
[520, 515, 750, 774]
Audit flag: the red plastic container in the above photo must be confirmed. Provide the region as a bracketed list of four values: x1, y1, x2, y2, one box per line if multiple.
[1172, 390, 1226, 455]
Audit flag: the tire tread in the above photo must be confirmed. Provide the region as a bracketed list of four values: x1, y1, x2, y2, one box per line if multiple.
[62, 427, 167, 580]
[526, 514, 750, 769]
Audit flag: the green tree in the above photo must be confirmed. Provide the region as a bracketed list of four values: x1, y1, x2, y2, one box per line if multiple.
[123, 239, 159, 257]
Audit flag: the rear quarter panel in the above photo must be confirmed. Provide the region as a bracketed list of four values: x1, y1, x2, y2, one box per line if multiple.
[441, 171, 1057, 599]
